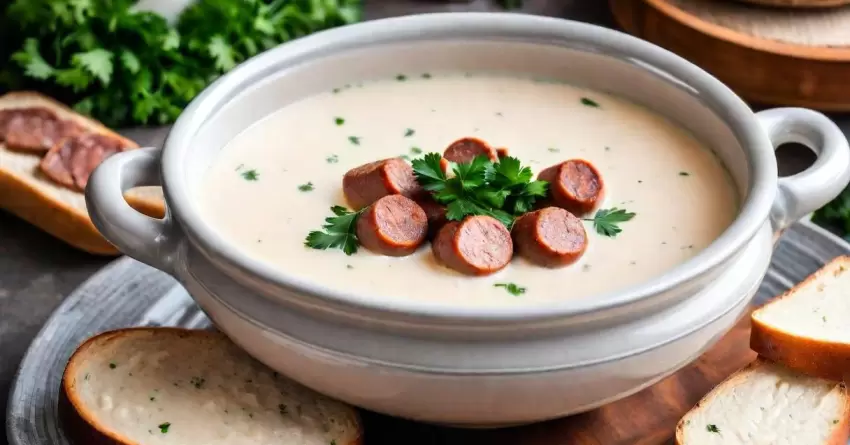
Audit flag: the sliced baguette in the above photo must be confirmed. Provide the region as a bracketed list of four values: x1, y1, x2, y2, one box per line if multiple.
[60, 328, 362, 445]
[676, 358, 850, 445]
[750, 255, 850, 382]
[0, 91, 164, 255]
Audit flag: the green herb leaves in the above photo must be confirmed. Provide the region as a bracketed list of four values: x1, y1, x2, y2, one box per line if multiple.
[158, 422, 171, 434]
[0, 0, 361, 127]
[305, 206, 364, 255]
[411, 153, 547, 228]
[494, 282, 526, 296]
[585, 208, 635, 237]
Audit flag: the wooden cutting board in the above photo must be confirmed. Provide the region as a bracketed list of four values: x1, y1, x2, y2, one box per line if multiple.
[609, 0, 850, 111]
[361, 308, 757, 445]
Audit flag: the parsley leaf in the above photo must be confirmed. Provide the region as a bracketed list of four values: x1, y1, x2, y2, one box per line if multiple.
[305, 206, 364, 255]
[410, 153, 544, 228]
[11, 39, 54, 80]
[74, 48, 113, 85]
[585, 208, 636, 237]
[494, 283, 526, 296]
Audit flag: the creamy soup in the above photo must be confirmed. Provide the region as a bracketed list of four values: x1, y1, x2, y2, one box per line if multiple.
[199, 74, 739, 306]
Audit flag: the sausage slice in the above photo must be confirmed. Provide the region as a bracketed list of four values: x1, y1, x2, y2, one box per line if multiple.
[496, 147, 509, 159]
[343, 158, 421, 210]
[40, 133, 131, 191]
[513, 207, 588, 268]
[356, 195, 428, 257]
[443, 137, 498, 164]
[412, 192, 448, 239]
[2, 107, 82, 153]
[432, 215, 513, 276]
[537, 159, 604, 215]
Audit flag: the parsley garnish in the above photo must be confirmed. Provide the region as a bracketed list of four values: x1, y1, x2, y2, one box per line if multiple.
[348, 136, 360, 145]
[494, 283, 526, 296]
[109, 362, 117, 369]
[706, 424, 719, 433]
[404, 128, 415, 137]
[421, 73, 432, 79]
[305, 206, 364, 255]
[580, 97, 600, 108]
[298, 182, 314, 192]
[241, 169, 259, 181]
[158, 422, 171, 433]
[547, 147, 560, 153]
[583, 208, 635, 237]
[326, 154, 339, 163]
[334, 117, 345, 126]
[396, 74, 407, 81]
[679, 171, 690, 176]
[410, 153, 547, 228]
[410, 146, 423, 154]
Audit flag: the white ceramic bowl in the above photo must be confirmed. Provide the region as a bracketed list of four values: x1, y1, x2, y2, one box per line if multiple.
[85, 13, 850, 427]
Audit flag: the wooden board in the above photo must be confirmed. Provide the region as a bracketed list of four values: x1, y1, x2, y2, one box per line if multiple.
[360, 309, 756, 445]
[609, 0, 850, 111]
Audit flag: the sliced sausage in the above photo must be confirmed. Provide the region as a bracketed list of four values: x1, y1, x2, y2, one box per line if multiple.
[443, 137, 498, 164]
[343, 158, 421, 210]
[432, 215, 513, 276]
[40, 133, 131, 191]
[496, 147, 509, 159]
[412, 192, 448, 239]
[513, 207, 587, 268]
[537, 159, 604, 215]
[356, 195, 428, 256]
[2, 107, 82, 153]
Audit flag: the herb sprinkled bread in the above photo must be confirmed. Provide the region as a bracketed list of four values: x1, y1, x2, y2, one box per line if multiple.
[751, 255, 850, 381]
[0, 91, 163, 255]
[61, 328, 362, 445]
[675, 358, 850, 445]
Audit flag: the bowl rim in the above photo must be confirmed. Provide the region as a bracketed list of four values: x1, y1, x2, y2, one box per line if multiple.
[161, 12, 777, 321]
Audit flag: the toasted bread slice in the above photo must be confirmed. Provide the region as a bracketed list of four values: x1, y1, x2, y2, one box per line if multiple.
[0, 91, 164, 255]
[751, 256, 850, 382]
[60, 328, 362, 445]
[676, 358, 850, 445]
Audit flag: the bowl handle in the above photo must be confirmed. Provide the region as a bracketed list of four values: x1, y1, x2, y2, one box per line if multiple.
[756, 108, 850, 232]
[86, 147, 179, 273]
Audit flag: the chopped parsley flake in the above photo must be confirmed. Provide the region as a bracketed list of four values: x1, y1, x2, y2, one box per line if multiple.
[494, 283, 526, 296]
[326, 154, 339, 163]
[580, 97, 600, 107]
[109, 362, 116, 369]
[410, 146, 423, 154]
[298, 182, 314, 192]
[158, 422, 171, 433]
[421, 73, 432, 79]
[706, 424, 719, 433]
[241, 169, 259, 181]
[547, 147, 559, 153]
[679, 171, 690, 176]
[332, 88, 341, 94]
[396, 74, 407, 81]
[334, 117, 345, 126]
[150, 396, 156, 401]
[404, 128, 415, 137]
[348, 136, 360, 145]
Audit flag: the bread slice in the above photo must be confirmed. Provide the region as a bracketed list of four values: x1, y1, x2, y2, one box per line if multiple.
[750, 255, 850, 382]
[60, 328, 362, 445]
[676, 358, 850, 445]
[0, 91, 164, 255]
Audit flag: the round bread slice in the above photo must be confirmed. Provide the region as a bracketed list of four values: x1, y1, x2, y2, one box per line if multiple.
[676, 358, 850, 445]
[750, 255, 850, 382]
[60, 328, 362, 445]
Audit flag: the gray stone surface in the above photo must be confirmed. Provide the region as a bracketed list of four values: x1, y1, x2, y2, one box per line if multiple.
[0, 1, 848, 442]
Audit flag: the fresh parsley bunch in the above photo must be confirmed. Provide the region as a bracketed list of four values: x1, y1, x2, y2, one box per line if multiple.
[0, 0, 360, 128]
[412, 153, 549, 228]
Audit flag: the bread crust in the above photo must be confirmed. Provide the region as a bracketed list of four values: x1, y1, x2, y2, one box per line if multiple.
[60, 327, 363, 445]
[0, 91, 164, 255]
[675, 358, 850, 445]
[750, 255, 850, 382]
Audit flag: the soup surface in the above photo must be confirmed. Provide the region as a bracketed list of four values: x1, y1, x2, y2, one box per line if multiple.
[199, 74, 739, 306]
